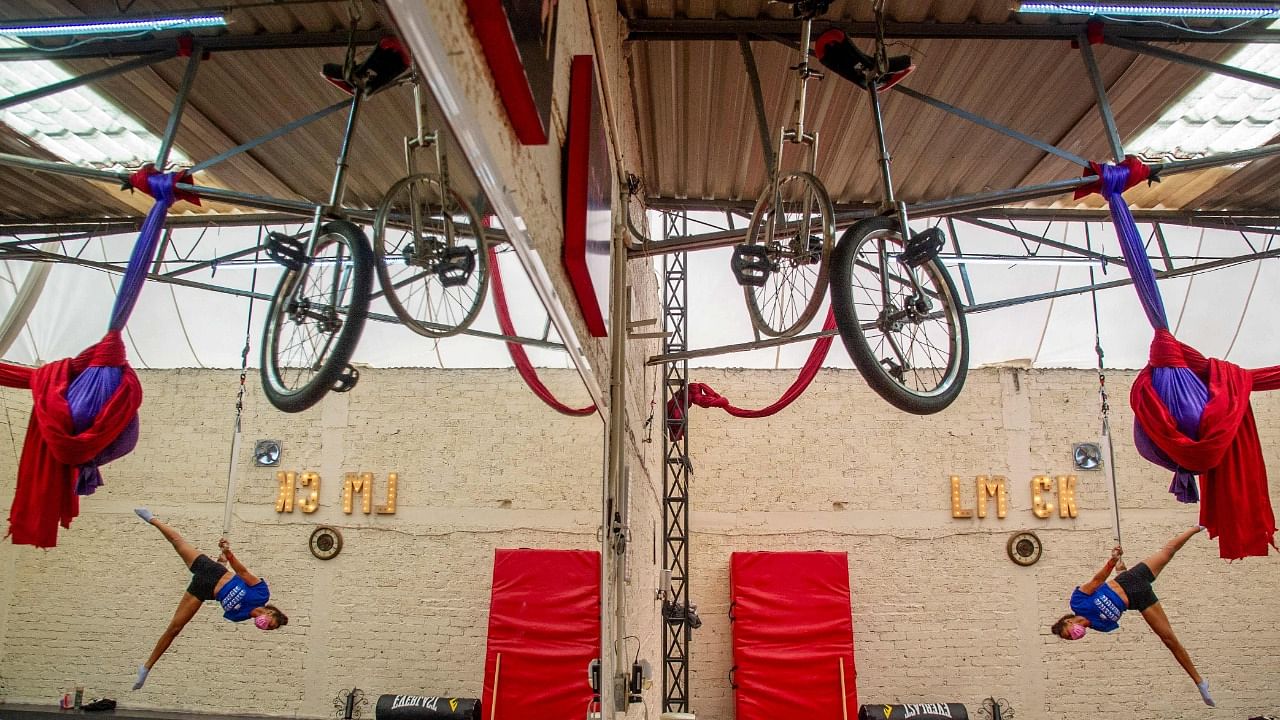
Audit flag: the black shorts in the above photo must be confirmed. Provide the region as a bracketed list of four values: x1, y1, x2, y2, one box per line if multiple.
[187, 554, 228, 601]
[1116, 562, 1158, 612]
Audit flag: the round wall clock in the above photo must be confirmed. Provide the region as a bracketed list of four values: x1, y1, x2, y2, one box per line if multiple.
[1007, 531, 1043, 566]
[309, 525, 344, 560]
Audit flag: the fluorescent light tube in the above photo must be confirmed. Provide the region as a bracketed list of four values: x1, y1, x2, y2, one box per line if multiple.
[0, 14, 226, 38]
[1017, 3, 1280, 18]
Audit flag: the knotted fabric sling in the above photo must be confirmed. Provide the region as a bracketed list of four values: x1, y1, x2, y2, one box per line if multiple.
[1083, 158, 1278, 560]
[3, 167, 196, 547]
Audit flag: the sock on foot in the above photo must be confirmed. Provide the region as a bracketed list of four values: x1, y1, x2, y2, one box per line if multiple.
[133, 664, 150, 691]
[133, 508, 154, 523]
[1197, 679, 1215, 707]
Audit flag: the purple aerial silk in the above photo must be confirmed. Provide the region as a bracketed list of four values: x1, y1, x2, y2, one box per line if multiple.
[1098, 162, 1209, 502]
[64, 171, 177, 495]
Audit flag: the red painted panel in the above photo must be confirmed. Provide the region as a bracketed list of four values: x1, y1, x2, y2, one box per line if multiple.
[482, 549, 600, 720]
[463, 0, 553, 145]
[562, 54, 611, 337]
[731, 551, 857, 720]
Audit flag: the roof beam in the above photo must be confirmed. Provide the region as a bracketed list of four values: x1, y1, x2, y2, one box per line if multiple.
[627, 19, 1280, 43]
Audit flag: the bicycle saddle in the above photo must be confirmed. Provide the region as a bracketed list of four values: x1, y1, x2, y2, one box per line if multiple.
[813, 29, 914, 92]
[322, 36, 412, 97]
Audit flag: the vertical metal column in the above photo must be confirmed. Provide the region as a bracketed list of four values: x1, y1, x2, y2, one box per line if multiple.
[662, 211, 692, 714]
[1079, 36, 1124, 163]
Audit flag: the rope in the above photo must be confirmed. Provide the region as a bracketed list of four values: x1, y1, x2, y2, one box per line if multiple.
[1085, 223, 1122, 548]
[222, 233, 260, 536]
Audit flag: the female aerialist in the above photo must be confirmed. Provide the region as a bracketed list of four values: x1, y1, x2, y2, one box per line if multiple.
[132, 508, 287, 689]
[1051, 525, 1213, 707]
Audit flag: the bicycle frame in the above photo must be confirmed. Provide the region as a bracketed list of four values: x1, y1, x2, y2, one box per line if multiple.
[283, 87, 366, 358]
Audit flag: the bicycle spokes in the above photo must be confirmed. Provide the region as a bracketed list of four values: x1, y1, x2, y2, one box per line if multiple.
[373, 173, 489, 338]
[740, 171, 834, 337]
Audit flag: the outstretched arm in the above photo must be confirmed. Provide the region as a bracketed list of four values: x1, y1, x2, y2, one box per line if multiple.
[218, 539, 260, 586]
[135, 593, 202, 689]
[1081, 546, 1123, 594]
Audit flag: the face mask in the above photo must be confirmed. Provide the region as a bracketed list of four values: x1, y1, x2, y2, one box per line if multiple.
[1067, 624, 1086, 640]
[254, 614, 273, 631]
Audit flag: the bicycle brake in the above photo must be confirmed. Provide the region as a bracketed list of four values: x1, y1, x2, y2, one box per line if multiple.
[265, 231, 308, 272]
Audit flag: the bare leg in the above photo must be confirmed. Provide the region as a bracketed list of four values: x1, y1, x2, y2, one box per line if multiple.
[135, 593, 202, 689]
[1142, 525, 1202, 579]
[147, 518, 201, 569]
[1141, 602, 1201, 684]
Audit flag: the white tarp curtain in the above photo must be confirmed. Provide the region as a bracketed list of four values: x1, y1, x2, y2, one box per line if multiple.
[0, 223, 578, 371]
[1, 219, 1277, 372]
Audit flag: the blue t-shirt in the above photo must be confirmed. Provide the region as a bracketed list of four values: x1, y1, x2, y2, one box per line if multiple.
[216, 576, 270, 622]
[1070, 584, 1126, 633]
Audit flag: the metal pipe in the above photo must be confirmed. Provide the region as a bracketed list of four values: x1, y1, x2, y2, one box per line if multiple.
[791, 19, 814, 143]
[892, 85, 1091, 168]
[0, 30, 384, 62]
[191, 99, 350, 173]
[946, 217, 976, 306]
[0, 51, 173, 112]
[738, 36, 777, 179]
[626, 19, 1280, 43]
[1079, 36, 1124, 163]
[606, 210, 630, 712]
[327, 90, 365, 208]
[1153, 223, 1174, 272]
[156, 49, 202, 169]
[867, 82, 898, 209]
[1105, 36, 1280, 92]
[1, 244, 569, 350]
[965, 247, 1280, 314]
[958, 217, 1119, 263]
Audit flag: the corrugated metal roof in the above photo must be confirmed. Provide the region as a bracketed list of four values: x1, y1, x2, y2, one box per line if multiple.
[0, 1, 488, 223]
[625, 3, 1280, 213]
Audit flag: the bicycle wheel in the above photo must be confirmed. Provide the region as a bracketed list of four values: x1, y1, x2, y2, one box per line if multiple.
[373, 173, 489, 338]
[261, 220, 373, 413]
[829, 215, 968, 414]
[742, 170, 834, 338]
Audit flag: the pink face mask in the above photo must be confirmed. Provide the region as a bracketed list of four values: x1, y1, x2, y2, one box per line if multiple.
[254, 614, 273, 631]
[1067, 624, 1086, 640]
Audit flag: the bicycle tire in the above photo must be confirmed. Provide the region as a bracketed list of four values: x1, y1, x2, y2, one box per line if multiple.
[261, 220, 373, 413]
[829, 215, 968, 414]
[742, 170, 834, 338]
[373, 173, 489, 338]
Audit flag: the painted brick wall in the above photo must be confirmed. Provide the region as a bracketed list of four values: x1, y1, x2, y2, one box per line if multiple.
[0, 369, 614, 716]
[683, 367, 1280, 720]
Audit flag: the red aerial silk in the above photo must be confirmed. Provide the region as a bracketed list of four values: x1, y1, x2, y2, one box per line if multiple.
[666, 307, 837, 441]
[1, 332, 142, 548]
[1131, 330, 1280, 560]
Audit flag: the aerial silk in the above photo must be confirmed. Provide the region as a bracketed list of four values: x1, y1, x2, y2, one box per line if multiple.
[488, 246, 595, 417]
[666, 308, 837, 441]
[1085, 157, 1278, 560]
[2, 166, 195, 548]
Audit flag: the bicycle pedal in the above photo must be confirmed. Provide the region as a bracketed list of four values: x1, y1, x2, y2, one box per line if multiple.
[731, 244, 774, 287]
[899, 227, 945, 268]
[265, 231, 308, 272]
[331, 364, 360, 393]
[435, 246, 476, 288]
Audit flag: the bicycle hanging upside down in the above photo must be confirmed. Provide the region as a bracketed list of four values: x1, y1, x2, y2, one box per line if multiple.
[730, 0, 968, 415]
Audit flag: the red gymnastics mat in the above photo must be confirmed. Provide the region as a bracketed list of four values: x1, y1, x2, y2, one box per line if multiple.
[731, 551, 857, 720]
[481, 549, 600, 720]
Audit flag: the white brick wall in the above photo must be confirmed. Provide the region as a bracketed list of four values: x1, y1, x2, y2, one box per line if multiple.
[683, 367, 1280, 720]
[4, 366, 1279, 719]
[0, 370, 609, 716]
